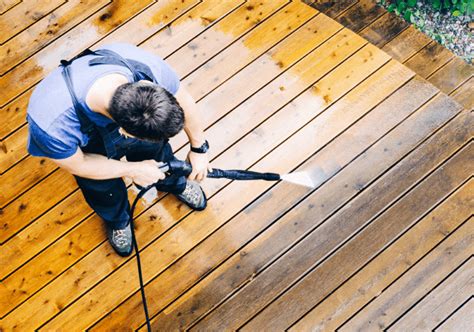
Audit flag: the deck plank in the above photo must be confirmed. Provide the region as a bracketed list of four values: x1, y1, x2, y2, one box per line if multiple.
[243, 148, 473, 331]
[0, 0, 65, 44]
[0, 0, 108, 74]
[139, 0, 247, 58]
[358, 11, 409, 48]
[303, 0, 358, 18]
[290, 182, 474, 332]
[450, 76, 474, 110]
[428, 56, 474, 95]
[191, 95, 466, 331]
[391, 257, 474, 331]
[336, 0, 386, 32]
[436, 298, 474, 332]
[404, 41, 455, 79]
[340, 204, 473, 331]
[1, 90, 31, 139]
[382, 25, 432, 62]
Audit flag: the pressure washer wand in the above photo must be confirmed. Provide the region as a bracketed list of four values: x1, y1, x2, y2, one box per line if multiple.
[159, 160, 281, 181]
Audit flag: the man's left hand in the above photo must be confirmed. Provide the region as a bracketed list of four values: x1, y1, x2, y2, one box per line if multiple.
[187, 151, 211, 182]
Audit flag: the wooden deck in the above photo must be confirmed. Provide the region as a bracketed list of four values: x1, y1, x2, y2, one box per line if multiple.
[1, 1, 473, 330]
[305, 0, 474, 110]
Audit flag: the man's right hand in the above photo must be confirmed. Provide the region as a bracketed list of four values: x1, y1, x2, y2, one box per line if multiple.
[127, 160, 166, 188]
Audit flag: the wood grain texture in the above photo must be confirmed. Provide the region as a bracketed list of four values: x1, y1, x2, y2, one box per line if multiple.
[436, 297, 474, 332]
[1, 1, 472, 330]
[341, 205, 474, 331]
[193, 96, 465, 332]
[291, 182, 474, 332]
[391, 257, 474, 331]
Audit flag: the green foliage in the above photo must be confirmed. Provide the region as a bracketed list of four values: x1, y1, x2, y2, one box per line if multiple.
[383, 0, 474, 16]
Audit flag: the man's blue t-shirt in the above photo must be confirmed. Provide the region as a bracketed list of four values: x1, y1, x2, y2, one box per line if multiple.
[26, 43, 180, 160]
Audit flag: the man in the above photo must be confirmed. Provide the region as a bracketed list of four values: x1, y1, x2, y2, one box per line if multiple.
[26, 43, 210, 257]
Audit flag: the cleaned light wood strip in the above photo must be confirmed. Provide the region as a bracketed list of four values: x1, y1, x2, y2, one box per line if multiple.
[291, 183, 473, 332]
[140, 0, 246, 58]
[0, 0, 20, 14]
[168, 1, 311, 82]
[0, 0, 65, 44]
[436, 297, 474, 332]
[0, 0, 156, 107]
[0, 0, 110, 74]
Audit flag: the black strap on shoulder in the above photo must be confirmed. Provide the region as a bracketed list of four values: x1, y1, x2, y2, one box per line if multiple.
[60, 48, 96, 67]
[60, 64, 96, 136]
[88, 49, 156, 82]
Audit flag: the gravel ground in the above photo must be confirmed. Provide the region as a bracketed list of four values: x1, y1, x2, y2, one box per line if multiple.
[378, 1, 473, 63]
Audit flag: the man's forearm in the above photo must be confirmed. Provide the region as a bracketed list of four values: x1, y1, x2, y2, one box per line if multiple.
[60, 152, 132, 180]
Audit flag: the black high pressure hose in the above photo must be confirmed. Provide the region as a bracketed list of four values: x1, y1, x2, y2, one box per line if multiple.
[129, 160, 281, 331]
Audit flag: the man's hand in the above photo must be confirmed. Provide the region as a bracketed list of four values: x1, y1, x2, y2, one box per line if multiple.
[187, 151, 210, 182]
[127, 160, 166, 187]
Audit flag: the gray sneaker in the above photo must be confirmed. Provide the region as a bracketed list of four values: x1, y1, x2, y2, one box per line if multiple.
[106, 222, 133, 257]
[175, 180, 207, 211]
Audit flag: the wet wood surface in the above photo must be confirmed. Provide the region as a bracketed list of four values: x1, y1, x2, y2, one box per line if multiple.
[0, 1, 472, 331]
[306, 0, 473, 110]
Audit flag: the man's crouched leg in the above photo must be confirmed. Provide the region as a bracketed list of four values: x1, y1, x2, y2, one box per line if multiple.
[75, 175, 133, 257]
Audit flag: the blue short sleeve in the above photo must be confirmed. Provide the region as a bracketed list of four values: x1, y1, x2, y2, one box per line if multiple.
[152, 57, 180, 94]
[27, 115, 80, 159]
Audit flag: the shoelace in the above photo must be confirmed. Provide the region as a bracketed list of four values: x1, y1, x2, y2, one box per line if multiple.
[113, 229, 129, 247]
[182, 183, 201, 205]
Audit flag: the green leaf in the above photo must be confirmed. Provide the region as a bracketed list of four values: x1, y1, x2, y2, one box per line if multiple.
[404, 9, 413, 21]
[407, 0, 417, 6]
[387, 3, 396, 12]
[452, 9, 461, 15]
[432, 0, 441, 9]
[397, 0, 407, 11]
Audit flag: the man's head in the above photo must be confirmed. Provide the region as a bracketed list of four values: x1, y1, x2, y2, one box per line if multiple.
[109, 81, 184, 141]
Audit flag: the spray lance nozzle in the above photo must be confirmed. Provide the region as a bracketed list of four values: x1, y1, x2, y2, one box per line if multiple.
[157, 160, 281, 181]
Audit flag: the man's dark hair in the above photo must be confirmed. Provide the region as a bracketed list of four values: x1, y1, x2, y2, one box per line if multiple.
[109, 82, 185, 141]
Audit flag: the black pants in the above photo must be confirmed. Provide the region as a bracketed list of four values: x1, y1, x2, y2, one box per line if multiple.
[75, 127, 186, 229]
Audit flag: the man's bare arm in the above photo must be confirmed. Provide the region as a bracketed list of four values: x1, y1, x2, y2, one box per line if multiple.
[175, 87, 210, 181]
[52, 148, 165, 187]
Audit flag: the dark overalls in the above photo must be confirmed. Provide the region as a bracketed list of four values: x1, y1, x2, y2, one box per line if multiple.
[60, 49, 186, 230]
